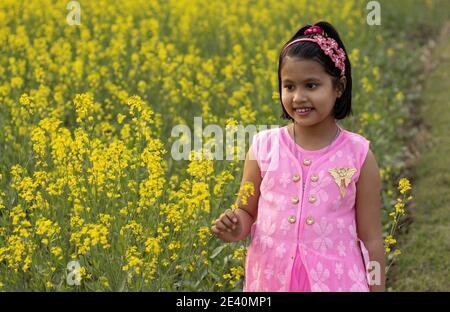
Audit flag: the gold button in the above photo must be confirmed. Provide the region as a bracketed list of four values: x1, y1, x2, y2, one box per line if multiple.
[303, 159, 311, 166]
[306, 216, 315, 225]
[308, 195, 317, 203]
[291, 196, 299, 204]
[288, 215, 296, 223]
[310, 174, 319, 182]
[292, 174, 300, 182]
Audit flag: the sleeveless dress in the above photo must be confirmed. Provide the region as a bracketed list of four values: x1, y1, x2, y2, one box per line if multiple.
[244, 123, 371, 292]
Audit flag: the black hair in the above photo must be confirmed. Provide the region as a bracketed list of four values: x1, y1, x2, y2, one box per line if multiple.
[278, 21, 353, 120]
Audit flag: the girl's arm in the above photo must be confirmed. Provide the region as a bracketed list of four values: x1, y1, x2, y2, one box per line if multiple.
[355, 149, 386, 292]
[212, 147, 262, 242]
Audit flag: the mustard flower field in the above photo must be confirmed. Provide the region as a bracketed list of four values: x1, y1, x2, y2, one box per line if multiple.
[0, 0, 448, 291]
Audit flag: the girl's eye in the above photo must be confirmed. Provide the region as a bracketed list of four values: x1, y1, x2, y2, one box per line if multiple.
[285, 85, 294, 91]
[284, 83, 318, 90]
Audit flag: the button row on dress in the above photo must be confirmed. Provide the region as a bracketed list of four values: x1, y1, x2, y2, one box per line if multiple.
[288, 215, 315, 225]
[292, 173, 319, 183]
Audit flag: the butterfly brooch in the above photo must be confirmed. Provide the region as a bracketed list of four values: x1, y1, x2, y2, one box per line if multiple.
[328, 167, 357, 198]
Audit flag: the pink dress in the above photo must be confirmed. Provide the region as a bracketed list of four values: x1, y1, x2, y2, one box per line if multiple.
[244, 123, 371, 292]
[289, 128, 336, 292]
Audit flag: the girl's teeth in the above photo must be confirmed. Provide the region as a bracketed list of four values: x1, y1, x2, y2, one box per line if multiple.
[296, 108, 312, 113]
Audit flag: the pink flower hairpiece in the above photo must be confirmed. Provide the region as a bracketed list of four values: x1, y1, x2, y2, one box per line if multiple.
[283, 26, 347, 77]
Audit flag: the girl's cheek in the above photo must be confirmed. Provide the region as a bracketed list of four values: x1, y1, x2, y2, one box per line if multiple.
[281, 96, 290, 107]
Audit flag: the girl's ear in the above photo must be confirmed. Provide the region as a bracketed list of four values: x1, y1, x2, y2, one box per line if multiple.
[336, 76, 347, 98]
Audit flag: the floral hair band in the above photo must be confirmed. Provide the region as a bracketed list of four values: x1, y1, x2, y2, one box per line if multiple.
[282, 25, 347, 77]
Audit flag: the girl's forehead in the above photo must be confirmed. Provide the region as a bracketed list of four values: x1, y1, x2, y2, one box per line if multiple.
[281, 57, 327, 80]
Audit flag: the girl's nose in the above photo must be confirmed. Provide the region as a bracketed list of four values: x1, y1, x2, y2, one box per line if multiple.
[293, 92, 307, 103]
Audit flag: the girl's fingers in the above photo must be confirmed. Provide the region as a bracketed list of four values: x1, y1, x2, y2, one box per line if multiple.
[215, 219, 228, 232]
[211, 225, 222, 234]
[225, 209, 238, 224]
[212, 209, 239, 237]
[220, 213, 234, 231]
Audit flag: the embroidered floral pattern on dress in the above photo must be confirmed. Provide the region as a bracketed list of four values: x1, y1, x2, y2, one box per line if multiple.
[279, 172, 291, 188]
[277, 269, 288, 290]
[348, 223, 358, 253]
[310, 262, 330, 292]
[262, 191, 274, 203]
[348, 223, 357, 239]
[337, 240, 347, 257]
[249, 263, 261, 291]
[335, 262, 344, 280]
[330, 185, 356, 211]
[261, 176, 276, 202]
[259, 217, 276, 252]
[275, 243, 287, 258]
[274, 195, 288, 211]
[348, 264, 368, 292]
[329, 150, 344, 162]
[310, 170, 333, 203]
[279, 218, 291, 236]
[346, 154, 357, 164]
[312, 217, 334, 255]
[336, 218, 346, 234]
[264, 264, 275, 280]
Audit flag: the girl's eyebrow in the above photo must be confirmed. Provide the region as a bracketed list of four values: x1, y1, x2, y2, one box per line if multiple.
[282, 77, 321, 83]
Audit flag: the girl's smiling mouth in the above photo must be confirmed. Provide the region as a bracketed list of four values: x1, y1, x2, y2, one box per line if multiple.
[294, 107, 314, 116]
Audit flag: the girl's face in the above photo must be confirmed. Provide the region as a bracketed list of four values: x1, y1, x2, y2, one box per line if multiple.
[281, 56, 345, 127]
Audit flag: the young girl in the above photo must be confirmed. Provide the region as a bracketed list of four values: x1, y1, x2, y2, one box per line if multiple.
[211, 21, 385, 292]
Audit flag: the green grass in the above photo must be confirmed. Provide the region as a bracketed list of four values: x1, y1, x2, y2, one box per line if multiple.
[389, 23, 450, 291]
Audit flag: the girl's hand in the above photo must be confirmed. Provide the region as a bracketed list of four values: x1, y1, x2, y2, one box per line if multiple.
[211, 209, 242, 242]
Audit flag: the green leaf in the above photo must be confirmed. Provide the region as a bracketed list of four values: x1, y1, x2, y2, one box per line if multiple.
[194, 268, 208, 288]
[118, 276, 127, 292]
[208, 269, 220, 281]
[210, 245, 225, 259]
